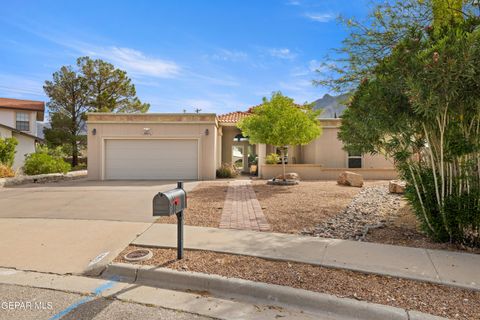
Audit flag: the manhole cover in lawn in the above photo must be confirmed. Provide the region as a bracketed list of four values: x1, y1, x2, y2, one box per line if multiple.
[124, 249, 153, 262]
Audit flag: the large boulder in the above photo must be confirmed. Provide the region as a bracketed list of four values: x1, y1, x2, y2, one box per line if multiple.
[275, 172, 300, 181]
[389, 180, 406, 194]
[337, 171, 364, 187]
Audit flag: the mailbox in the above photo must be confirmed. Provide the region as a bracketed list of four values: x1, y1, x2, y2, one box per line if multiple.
[153, 188, 187, 216]
[152, 181, 187, 260]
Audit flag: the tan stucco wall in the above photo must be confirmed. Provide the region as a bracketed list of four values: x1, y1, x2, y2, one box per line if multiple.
[87, 113, 218, 180]
[261, 164, 398, 180]
[221, 126, 252, 172]
[298, 121, 394, 170]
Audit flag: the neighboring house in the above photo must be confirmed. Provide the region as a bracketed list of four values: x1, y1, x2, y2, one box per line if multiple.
[87, 110, 396, 181]
[0, 98, 44, 170]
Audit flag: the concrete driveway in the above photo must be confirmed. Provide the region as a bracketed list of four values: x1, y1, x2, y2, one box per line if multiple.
[0, 179, 198, 222]
[0, 179, 199, 275]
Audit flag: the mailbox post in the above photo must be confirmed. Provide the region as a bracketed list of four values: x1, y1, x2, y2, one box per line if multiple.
[176, 181, 184, 260]
[153, 181, 187, 260]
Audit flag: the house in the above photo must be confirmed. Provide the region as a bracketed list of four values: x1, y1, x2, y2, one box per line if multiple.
[0, 98, 44, 170]
[87, 110, 396, 181]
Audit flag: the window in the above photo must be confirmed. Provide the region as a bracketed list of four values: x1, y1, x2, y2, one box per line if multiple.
[348, 152, 362, 168]
[16, 112, 30, 131]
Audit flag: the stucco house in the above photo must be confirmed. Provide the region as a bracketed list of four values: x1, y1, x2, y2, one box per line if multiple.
[87, 110, 396, 181]
[0, 98, 44, 170]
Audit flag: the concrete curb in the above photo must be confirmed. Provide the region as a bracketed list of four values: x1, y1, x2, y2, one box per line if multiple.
[0, 170, 87, 188]
[103, 263, 447, 320]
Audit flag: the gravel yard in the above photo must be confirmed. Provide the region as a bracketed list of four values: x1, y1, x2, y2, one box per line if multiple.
[252, 180, 369, 233]
[117, 246, 479, 320]
[155, 181, 228, 227]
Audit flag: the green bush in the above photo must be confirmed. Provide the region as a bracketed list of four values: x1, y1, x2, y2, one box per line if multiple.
[0, 137, 18, 167]
[403, 165, 480, 246]
[23, 153, 71, 175]
[216, 163, 238, 178]
[265, 153, 280, 164]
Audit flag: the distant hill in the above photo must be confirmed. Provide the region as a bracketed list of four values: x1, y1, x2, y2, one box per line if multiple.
[312, 93, 350, 118]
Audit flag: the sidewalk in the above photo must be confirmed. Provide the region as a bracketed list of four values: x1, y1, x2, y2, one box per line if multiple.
[134, 224, 480, 291]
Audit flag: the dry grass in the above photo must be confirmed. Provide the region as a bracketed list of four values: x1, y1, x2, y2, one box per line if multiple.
[155, 181, 228, 227]
[251, 180, 382, 233]
[117, 246, 479, 320]
[365, 204, 480, 254]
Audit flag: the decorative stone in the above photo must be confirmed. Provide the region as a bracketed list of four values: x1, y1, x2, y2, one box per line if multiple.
[337, 171, 364, 187]
[389, 180, 406, 194]
[275, 172, 300, 181]
[267, 179, 299, 186]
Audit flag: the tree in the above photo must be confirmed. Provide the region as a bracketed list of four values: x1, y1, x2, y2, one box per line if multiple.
[78, 57, 149, 113]
[44, 66, 89, 167]
[238, 92, 322, 180]
[44, 57, 150, 166]
[326, 0, 480, 245]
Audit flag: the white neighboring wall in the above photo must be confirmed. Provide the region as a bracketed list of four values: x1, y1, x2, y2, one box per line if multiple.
[11, 133, 36, 171]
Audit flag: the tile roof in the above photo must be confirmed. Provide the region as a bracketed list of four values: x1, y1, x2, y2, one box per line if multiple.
[217, 111, 252, 124]
[0, 98, 45, 112]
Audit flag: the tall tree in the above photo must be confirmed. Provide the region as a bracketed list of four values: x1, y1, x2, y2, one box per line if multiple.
[44, 57, 150, 166]
[44, 66, 89, 167]
[238, 92, 322, 180]
[78, 57, 149, 113]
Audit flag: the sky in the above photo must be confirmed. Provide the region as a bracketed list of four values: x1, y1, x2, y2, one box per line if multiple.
[0, 0, 370, 116]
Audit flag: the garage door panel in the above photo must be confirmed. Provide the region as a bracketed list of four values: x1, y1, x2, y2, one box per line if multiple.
[105, 139, 198, 180]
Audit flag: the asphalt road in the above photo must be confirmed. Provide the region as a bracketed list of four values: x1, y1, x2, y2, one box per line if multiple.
[0, 283, 213, 320]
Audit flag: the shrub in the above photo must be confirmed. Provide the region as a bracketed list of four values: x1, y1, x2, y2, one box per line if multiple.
[265, 153, 280, 164]
[403, 165, 480, 246]
[216, 163, 238, 178]
[23, 153, 71, 175]
[0, 137, 18, 167]
[0, 164, 15, 178]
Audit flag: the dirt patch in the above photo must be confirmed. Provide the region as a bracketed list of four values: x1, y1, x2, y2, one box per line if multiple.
[116, 246, 479, 320]
[365, 204, 480, 254]
[155, 181, 228, 228]
[252, 180, 380, 234]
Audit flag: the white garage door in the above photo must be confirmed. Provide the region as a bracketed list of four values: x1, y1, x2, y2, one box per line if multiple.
[104, 139, 198, 180]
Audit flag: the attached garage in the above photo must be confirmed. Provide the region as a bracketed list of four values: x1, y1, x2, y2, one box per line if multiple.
[104, 139, 198, 180]
[87, 113, 218, 181]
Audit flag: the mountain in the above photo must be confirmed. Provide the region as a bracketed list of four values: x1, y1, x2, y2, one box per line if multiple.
[312, 93, 350, 118]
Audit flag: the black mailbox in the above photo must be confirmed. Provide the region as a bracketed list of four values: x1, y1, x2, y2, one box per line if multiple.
[153, 188, 187, 216]
[152, 181, 187, 260]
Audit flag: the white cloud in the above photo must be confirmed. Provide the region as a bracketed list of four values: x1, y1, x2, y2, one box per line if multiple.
[0, 73, 45, 98]
[83, 46, 180, 78]
[304, 12, 335, 23]
[269, 48, 296, 60]
[209, 49, 248, 62]
[286, 0, 301, 5]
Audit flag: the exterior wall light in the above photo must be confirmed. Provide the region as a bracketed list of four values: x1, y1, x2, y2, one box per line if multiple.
[92, 128, 96, 135]
[205, 129, 209, 136]
[143, 128, 152, 135]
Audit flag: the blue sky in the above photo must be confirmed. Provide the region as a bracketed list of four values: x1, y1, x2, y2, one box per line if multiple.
[0, 0, 370, 115]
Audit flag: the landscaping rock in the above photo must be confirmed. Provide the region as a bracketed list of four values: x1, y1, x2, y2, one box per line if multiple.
[389, 180, 406, 194]
[267, 179, 299, 186]
[337, 171, 364, 187]
[306, 185, 403, 240]
[0, 170, 87, 188]
[275, 172, 300, 180]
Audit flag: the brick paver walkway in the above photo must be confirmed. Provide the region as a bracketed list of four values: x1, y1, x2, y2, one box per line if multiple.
[219, 180, 270, 231]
